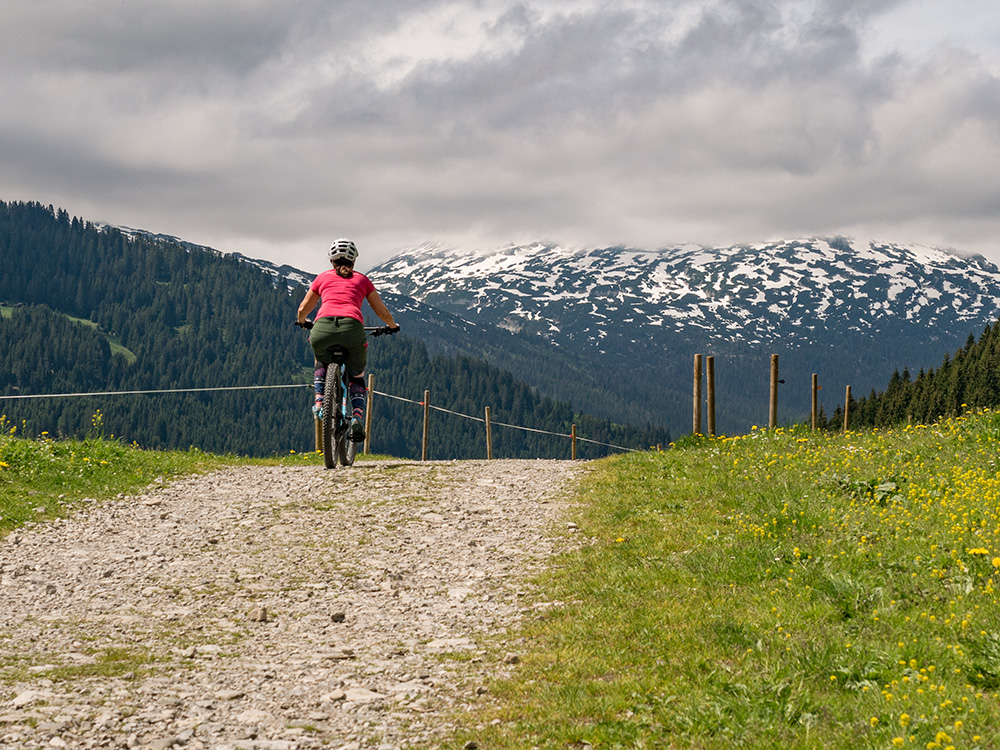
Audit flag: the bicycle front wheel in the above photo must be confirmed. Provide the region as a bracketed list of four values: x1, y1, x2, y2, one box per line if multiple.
[322, 363, 340, 469]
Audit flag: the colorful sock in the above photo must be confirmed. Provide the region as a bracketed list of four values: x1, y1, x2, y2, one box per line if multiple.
[349, 381, 367, 420]
[314, 366, 326, 406]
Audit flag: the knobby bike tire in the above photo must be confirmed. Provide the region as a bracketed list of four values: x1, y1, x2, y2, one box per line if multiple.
[322, 363, 340, 469]
[336, 369, 357, 467]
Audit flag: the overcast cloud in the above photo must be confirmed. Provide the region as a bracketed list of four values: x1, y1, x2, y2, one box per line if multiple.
[2, 0, 1000, 273]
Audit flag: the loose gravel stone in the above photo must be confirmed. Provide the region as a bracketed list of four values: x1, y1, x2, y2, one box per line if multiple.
[0, 459, 583, 749]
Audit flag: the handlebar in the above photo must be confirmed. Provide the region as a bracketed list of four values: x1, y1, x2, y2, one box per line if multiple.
[365, 325, 400, 337]
[295, 320, 399, 337]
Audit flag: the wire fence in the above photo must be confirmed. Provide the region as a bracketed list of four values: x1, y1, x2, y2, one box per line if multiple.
[0, 382, 641, 456]
[386, 389, 638, 453]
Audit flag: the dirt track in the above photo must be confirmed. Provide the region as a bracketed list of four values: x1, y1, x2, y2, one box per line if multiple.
[0, 459, 585, 750]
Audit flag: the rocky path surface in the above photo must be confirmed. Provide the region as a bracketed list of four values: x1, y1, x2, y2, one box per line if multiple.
[0, 459, 585, 750]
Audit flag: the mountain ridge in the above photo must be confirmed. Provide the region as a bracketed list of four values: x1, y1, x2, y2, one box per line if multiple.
[365, 237, 1000, 433]
[369, 238, 1000, 344]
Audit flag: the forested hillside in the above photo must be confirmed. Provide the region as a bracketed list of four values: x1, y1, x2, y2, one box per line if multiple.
[844, 323, 1000, 429]
[0, 201, 668, 457]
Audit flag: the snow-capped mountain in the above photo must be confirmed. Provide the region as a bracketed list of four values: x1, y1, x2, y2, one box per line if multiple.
[369, 238, 1000, 350]
[368, 238, 1000, 434]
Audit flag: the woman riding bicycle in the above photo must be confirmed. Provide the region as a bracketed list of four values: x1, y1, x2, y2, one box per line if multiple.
[297, 239, 399, 441]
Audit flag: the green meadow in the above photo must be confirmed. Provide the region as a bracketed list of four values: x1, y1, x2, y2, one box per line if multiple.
[452, 411, 1000, 750]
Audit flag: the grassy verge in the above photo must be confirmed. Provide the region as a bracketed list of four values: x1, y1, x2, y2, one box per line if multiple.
[0, 412, 400, 534]
[455, 410, 1000, 750]
[0, 413, 232, 534]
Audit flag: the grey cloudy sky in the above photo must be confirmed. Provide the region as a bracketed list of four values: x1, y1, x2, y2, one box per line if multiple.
[2, 0, 1000, 273]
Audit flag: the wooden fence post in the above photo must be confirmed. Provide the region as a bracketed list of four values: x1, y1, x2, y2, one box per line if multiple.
[363, 374, 374, 454]
[693, 353, 703, 435]
[422, 389, 430, 461]
[844, 385, 851, 432]
[811, 373, 818, 432]
[571, 424, 577, 460]
[706, 355, 716, 437]
[485, 406, 493, 460]
[769, 354, 779, 429]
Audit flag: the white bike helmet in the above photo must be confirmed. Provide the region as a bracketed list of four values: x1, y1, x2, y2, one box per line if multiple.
[328, 238, 359, 264]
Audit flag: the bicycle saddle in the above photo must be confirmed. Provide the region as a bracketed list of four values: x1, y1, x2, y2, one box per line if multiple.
[326, 345, 350, 364]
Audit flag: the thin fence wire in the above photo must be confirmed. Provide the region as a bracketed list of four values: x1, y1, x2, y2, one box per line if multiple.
[0, 382, 641, 454]
[387, 391, 639, 452]
[0, 384, 311, 400]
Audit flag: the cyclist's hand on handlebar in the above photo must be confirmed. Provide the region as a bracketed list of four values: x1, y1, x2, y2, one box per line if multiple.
[295, 319, 314, 330]
[387, 324, 400, 335]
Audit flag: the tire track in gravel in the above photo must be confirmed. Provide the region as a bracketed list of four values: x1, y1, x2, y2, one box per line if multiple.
[0, 459, 586, 750]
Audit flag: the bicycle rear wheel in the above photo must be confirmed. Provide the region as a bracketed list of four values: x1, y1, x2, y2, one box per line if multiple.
[336, 369, 357, 467]
[322, 363, 340, 469]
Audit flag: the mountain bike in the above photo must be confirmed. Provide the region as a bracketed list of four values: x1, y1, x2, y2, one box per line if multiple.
[297, 322, 396, 469]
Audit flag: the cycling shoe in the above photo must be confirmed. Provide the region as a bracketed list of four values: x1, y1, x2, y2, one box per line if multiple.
[351, 417, 366, 442]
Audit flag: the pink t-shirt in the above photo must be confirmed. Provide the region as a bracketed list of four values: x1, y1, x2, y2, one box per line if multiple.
[310, 270, 376, 323]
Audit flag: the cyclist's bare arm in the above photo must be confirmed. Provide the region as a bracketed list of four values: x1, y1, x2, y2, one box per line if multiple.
[297, 290, 320, 325]
[365, 290, 398, 329]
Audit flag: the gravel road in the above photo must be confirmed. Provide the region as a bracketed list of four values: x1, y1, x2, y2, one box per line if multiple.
[0, 459, 585, 750]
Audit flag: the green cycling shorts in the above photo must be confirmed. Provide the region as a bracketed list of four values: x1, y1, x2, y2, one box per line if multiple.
[309, 316, 368, 373]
